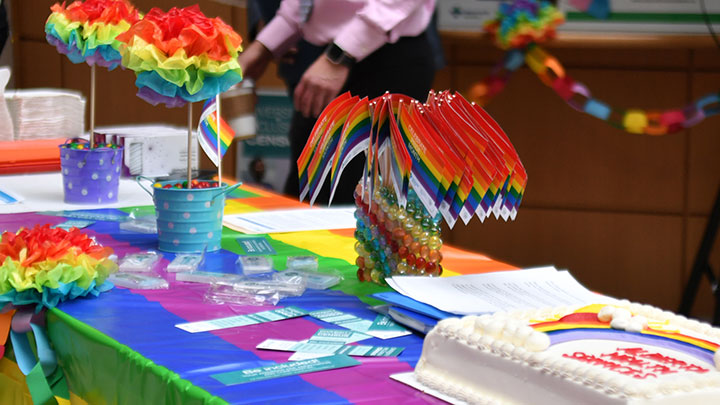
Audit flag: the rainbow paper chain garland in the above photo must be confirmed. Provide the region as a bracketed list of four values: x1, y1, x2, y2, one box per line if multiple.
[472, 0, 720, 135]
[117, 5, 244, 107]
[0, 225, 117, 309]
[45, 0, 141, 70]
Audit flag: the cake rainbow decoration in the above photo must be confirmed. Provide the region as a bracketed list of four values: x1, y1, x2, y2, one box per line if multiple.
[531, 305, 720, 367]
[117, 5, 244, 107]
[45, 0, 141, 70]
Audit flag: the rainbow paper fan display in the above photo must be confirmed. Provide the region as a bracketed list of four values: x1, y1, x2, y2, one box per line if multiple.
[0, 225, 117, 310]
[299, 90, 527, 284]
[45, 0, 141, 70]
[484, 0, 564, 50]
[117, 5, 244, 107]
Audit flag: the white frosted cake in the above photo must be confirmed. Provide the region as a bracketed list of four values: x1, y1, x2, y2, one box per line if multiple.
[415, 302, 720, 404]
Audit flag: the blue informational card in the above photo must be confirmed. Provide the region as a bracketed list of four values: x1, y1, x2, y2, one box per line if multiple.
[211, 354, 360, 385]
[236, 235, 277, 255]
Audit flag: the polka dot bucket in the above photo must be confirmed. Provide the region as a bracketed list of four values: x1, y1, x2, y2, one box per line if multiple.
[137, 177, 242, 253]
[59, 144, 123, 204]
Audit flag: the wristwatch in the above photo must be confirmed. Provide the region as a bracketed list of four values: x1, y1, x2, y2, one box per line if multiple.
[324, 43, 356, 68]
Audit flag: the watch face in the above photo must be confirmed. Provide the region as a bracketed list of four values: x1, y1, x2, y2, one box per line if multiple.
[326, 44, 355, 67]
[326, 44, 344, 63]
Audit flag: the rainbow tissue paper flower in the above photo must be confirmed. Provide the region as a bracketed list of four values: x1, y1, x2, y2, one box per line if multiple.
[117, 5, 244, 107]
[484, 0, 564, 50]
[0, 225, 117, 310]
[45, 0, 141, 70]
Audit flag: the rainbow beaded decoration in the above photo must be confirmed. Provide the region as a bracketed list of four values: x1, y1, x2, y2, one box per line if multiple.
[353, 183, 443, 285]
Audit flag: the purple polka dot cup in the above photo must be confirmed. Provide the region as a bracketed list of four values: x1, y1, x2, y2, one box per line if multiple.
[59, 143, 123, 204]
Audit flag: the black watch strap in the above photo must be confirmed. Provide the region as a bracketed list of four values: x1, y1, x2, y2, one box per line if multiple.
[324, 43, 356, 68]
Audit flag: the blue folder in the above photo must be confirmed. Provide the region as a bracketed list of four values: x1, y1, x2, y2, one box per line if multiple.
[371, 291, 456, 320]
[387, 306, 438, 334]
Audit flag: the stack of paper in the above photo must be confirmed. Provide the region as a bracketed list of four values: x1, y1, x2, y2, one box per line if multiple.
[96, 124, 198, 177]
[6, 89, 85, 140]
[375, 267, 615, 331]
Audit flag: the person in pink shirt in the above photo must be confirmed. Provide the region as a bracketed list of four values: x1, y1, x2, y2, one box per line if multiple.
[239, 0, 440, 204]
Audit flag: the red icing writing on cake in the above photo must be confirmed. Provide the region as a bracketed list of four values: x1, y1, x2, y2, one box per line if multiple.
[563, 347, 709, 379]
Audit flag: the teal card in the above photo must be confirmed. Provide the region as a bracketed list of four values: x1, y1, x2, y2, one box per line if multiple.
[311, 329, 370, 344]
[176, 306, 308, 333]
[41, 210, 129, 222]
[308, 309, 410, 339]
[368, 314, 407, 332]
[53, 219, 96, 230]
[309, 309, 373, 332]
[236, 236, 277, 255]
[211, 355, 360, 385]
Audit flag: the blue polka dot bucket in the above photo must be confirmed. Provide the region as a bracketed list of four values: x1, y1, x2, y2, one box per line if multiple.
[137, 177, 242, 253]
[59, 142, 123, 204]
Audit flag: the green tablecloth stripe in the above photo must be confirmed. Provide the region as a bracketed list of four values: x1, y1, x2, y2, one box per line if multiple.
[220, 228, 391, 306]
[47, 308, 228, 405]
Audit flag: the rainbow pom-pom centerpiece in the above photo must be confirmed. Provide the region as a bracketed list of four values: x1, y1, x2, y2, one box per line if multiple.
[0, 224, 117, 309]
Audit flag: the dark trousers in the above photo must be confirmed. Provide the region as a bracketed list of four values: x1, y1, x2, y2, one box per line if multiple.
[283, 32, 436, 205]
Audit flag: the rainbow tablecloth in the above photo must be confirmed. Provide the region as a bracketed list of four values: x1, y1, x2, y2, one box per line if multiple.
[0, 184, 515, 404]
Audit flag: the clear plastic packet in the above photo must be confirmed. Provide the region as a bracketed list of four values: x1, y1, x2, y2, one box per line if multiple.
[286, 255, 318, 272]
[276, 268, 342, 290]
[226, 276, 306, 297]
[119, 208, 157, 233]
[166, 252, 205, 273]
[175, 270, 244, 285]
[109, 272, 169, 289]
[236, 255, 273, 276]
[118, 216, 157, 233]
[204, 284, 281, 306]
[118, 251, 161, 272]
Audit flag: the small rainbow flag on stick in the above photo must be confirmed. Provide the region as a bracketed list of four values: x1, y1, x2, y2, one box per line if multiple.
[198, 97, 236, 167]
[298, 90, 527, 227]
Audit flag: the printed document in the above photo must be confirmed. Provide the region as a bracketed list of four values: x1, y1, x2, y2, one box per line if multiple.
[387, 266, 614, 315]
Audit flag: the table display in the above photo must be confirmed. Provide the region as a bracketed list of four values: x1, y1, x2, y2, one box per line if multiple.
[0, 182, 516, 404]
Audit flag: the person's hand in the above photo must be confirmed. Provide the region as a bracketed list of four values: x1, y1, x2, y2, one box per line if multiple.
[293, 55, 350, 117]
[237, 41, 273, 81]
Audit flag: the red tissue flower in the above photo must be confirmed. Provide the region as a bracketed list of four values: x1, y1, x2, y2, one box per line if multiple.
[50, 0, 141, 26]
[0, 225, 113, 268]
[116, 5, 243, 61]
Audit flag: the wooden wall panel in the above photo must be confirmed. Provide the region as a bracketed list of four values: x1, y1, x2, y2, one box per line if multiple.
[694, 49, 720, 70]
[15, 0, 56, 41]
[454, 66, 687, 213]
[684, 217, 720, 320]
[687, 73, 720, 215]
[548, 47, 689, 71]
[16, 40, 62, 88]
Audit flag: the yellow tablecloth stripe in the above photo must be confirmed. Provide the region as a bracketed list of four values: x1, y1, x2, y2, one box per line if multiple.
[0, 357, 83, 405]
[271, 230, 461, 277]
